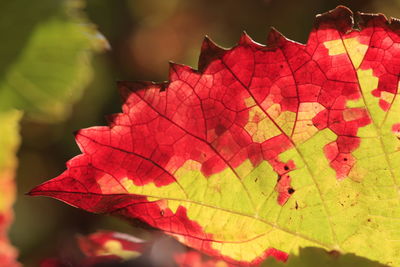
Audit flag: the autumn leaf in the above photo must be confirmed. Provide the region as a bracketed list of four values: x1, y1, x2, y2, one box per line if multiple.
[77, 231, 145, 261]
[30, 6, 400, 266]
[261, 247, 386, 267]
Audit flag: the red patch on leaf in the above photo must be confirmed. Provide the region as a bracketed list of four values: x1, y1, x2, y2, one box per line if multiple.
[393, 123, 400, 138]
[263, 248, 289, 262]
[30, 5, 400, 265]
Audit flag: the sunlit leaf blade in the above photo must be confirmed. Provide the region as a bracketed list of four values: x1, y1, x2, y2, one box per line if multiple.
[0, 110, 22, 267]
[0, 0, 106, 122]
[30, 6, 400, 265]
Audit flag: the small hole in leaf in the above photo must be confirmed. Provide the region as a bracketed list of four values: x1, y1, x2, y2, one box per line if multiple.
[284, 165, 289, 171]
[288, 188, 295, 194]
[343, 157, 348, 161]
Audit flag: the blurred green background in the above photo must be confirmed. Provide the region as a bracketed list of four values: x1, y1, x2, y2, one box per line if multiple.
[3, 0, 400, 265]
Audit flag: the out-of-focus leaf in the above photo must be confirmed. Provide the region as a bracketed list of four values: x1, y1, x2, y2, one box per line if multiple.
[43, 230, 233, 267]
[0, 110, 22, 267]
[0, 0, 106, 265]
[40, 231, 147, 267]
[77, 231, 145, 260]
[174, 250, 234, 267]
[30, 5, 400, 266]
[0, 0, 107, 122]
[261, 247, 386, 267]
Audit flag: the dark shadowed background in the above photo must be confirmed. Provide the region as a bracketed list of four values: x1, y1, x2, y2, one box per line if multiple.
[9, 0, 400, 265]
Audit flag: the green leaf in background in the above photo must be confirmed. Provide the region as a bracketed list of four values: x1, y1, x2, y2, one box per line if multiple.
[0, 0, 105, 264]
[0, 110, 22, 267]
[0, 0, 107, 122]
[261, 247, 387, 267]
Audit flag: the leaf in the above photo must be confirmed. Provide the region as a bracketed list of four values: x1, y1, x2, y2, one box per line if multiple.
[41, 230, 230, 267]
[30, 6, 400, 265]
[260, 247, 387, 267]
[0, 0, 107, 122]
[174, 250, 235, 267]
[78, 231, 235, 267]
[0, 110, 22, 267]
[76, 231, 229, 267]
[77, 231, 145, 261]
[39, 231, 145, 267]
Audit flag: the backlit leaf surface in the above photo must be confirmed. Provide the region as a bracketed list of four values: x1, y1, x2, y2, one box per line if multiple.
[31, 6, 400, 265]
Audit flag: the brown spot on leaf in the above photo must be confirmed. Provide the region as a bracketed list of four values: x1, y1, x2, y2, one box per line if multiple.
[328, 250, 341, 258]
[215, 124, 227, 136]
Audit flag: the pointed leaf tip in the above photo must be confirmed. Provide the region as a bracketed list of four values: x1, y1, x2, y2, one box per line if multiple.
[26, 188, 37, 196]
[198, 36, 226, 71]
[238, 32, 264, 48]
[315, 5, 354, 33]
[390, 17, 400, 30]
[27, 183, 49, 197]
[267, 27, 287, 47]
[169, 62, 196, 81]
